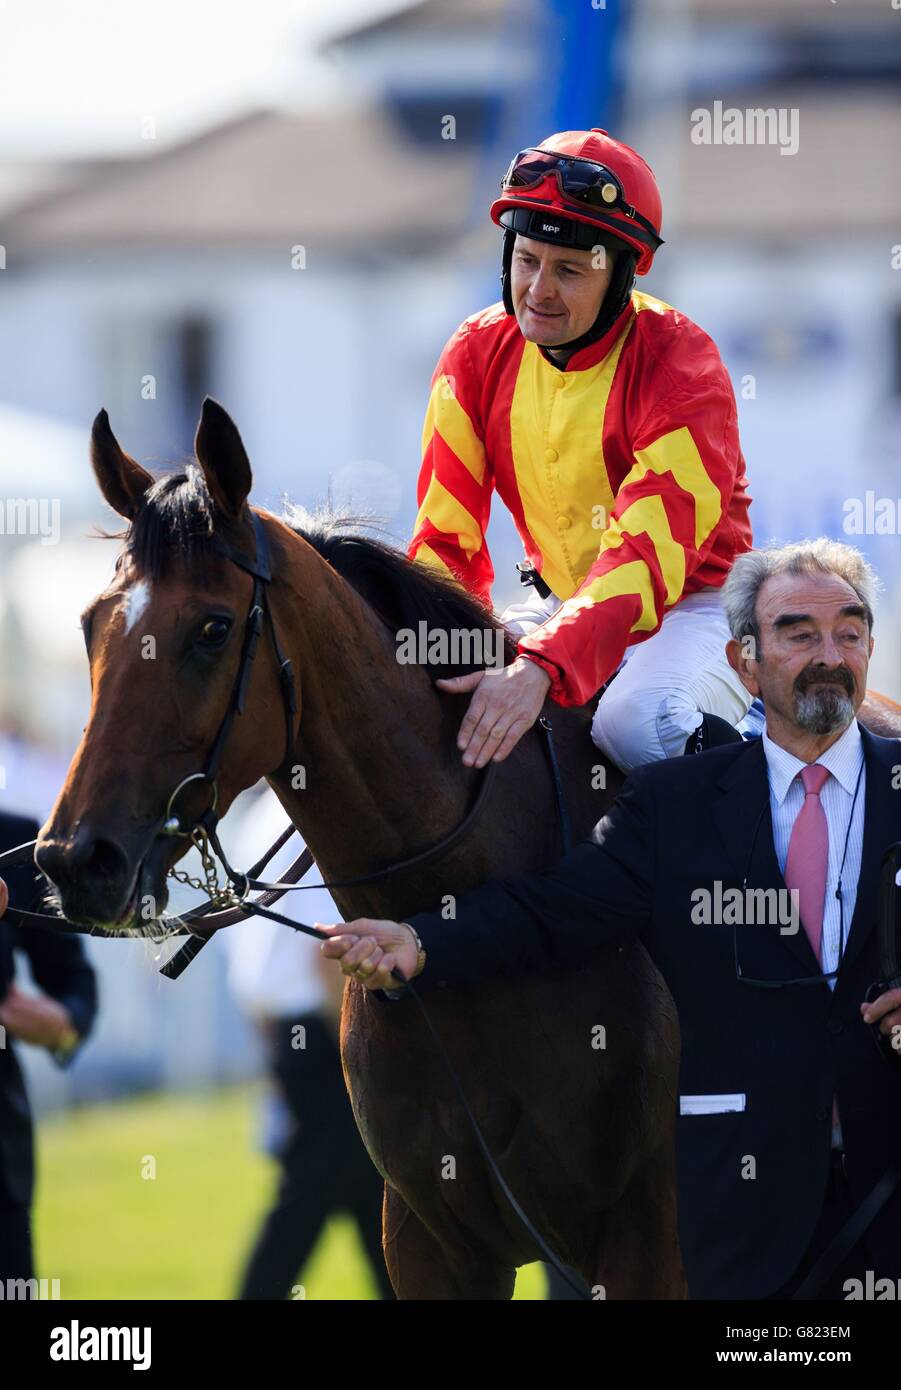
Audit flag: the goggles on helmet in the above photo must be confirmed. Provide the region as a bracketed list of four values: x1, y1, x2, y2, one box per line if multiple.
[501, 149, 662, 250]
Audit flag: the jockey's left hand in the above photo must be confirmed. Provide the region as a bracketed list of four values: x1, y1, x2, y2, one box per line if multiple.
[861, 988, 901, 1054]
[436, 656, 551, 768]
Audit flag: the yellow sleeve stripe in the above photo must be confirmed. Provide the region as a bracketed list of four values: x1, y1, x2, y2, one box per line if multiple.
[413, 476, 483, 557]
[568, 559, 658, 634]
[421, 375, 486, 487]
[412, 541, 457, 582]
[600, 495, 685, 607]
[627, 426, 722, 550]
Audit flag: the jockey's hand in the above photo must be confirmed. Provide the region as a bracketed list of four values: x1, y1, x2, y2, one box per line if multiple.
[861, 988, 901, 1054]
[0, 878, 7, 918]
[436, 656, 551, 768]
[318, 919, 421, 992]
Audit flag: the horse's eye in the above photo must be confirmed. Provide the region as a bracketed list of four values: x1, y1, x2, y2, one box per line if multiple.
[199, 618, 231, 646]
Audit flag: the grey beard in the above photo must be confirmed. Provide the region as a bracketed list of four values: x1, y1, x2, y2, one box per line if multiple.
[794, 684, 855, 736]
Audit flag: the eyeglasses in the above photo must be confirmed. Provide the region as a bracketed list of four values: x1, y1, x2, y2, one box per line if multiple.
[734, 763, 863, 989]
[732, 878, 846, 990]
[501, 149, 663, 248]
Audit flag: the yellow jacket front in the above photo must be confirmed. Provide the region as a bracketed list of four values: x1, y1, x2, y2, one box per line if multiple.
[409, 290, 753, 707]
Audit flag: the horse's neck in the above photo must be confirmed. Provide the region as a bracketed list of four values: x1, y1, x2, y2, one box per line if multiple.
[266, 530, 472, 891]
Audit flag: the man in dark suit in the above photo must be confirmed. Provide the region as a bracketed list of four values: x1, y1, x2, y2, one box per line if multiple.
[319, 539, 901, 1300]
[0, 810, 98, 1283]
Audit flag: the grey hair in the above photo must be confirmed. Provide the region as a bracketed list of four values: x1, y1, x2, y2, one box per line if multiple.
[722, 538, 878, 645]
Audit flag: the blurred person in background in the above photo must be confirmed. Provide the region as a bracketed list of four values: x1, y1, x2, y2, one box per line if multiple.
[410, 128, 758, 772]
[0, 808, 97, 1285]
[220, 786, 393, 1301]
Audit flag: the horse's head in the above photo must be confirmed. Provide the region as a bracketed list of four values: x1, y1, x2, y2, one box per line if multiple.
[35, 398, 298, 932]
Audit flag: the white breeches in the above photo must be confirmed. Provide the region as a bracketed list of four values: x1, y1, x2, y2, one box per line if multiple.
[501, 585, 753, 773]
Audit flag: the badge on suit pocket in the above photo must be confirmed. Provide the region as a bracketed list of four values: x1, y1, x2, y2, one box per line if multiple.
[680, 1093, 746, 1115]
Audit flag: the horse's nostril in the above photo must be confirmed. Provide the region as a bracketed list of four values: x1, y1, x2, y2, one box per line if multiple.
[36, 833, 130, 891]
[35, 838, 68, 887]
[80, 837, 130, 885]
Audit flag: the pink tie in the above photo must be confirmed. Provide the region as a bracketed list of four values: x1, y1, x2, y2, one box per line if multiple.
[784, 763, 830, 963]
[783, 763, 841, 1141]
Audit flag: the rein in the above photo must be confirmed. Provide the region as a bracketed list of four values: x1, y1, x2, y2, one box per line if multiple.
[0, 508, 591, 1299]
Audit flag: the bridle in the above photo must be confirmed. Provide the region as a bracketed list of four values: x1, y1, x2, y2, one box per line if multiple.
[0, 507, 506, 961]
[0, 504, 591, 1298]
[157, 509, 298, 913]
[155, 506, 510, 977]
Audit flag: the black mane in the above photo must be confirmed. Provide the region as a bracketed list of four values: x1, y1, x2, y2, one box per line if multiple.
[111, 471, 516, 676]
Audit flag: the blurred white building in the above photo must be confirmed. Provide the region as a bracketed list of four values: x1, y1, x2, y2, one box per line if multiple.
[0, 3, 525, 750]
[628, 0, 901, 691]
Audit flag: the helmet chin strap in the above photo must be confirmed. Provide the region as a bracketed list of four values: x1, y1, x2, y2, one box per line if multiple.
[500, 229, 637, 357]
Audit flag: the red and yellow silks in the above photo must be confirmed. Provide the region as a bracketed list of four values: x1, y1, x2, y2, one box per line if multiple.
[409, 291, 752, 706]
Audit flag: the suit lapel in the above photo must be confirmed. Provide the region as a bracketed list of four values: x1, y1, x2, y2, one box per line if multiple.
[711, 737, 821, 976]
[839, 725, 901, 978]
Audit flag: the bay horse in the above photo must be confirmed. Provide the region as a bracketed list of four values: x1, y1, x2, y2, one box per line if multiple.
[34, 398, 683, 1299]
[33, 398, 901, 1298]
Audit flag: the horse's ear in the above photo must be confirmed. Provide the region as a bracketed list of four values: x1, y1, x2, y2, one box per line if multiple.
[193, 397, 252, 519]
[90, 410, 154, 520]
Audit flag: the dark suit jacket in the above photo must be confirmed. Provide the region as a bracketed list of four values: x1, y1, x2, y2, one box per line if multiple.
[400, 724, 901, 1299]
[0, 812, 98, 1208]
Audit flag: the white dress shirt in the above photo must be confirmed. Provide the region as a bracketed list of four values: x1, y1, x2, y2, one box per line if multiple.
[761, 719, 866, 1151]
[761, 718, 865, 990]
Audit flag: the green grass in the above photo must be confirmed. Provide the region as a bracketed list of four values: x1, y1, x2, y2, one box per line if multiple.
[33, 1084, 547, 1300]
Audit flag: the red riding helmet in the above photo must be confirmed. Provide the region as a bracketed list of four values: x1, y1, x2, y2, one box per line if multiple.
[490, 128, 664, 277]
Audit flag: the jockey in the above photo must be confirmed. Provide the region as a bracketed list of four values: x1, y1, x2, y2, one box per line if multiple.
[408, 128, 754, 772]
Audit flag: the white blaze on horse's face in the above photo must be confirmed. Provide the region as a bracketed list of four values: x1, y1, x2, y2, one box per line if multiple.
[120, 579, 152, 635]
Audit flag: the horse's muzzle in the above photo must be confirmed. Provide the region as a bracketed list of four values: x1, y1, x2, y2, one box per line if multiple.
[35, 824, 171, 929]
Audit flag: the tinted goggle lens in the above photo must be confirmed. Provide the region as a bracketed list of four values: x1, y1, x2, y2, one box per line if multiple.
[504, 151, 623, 209]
